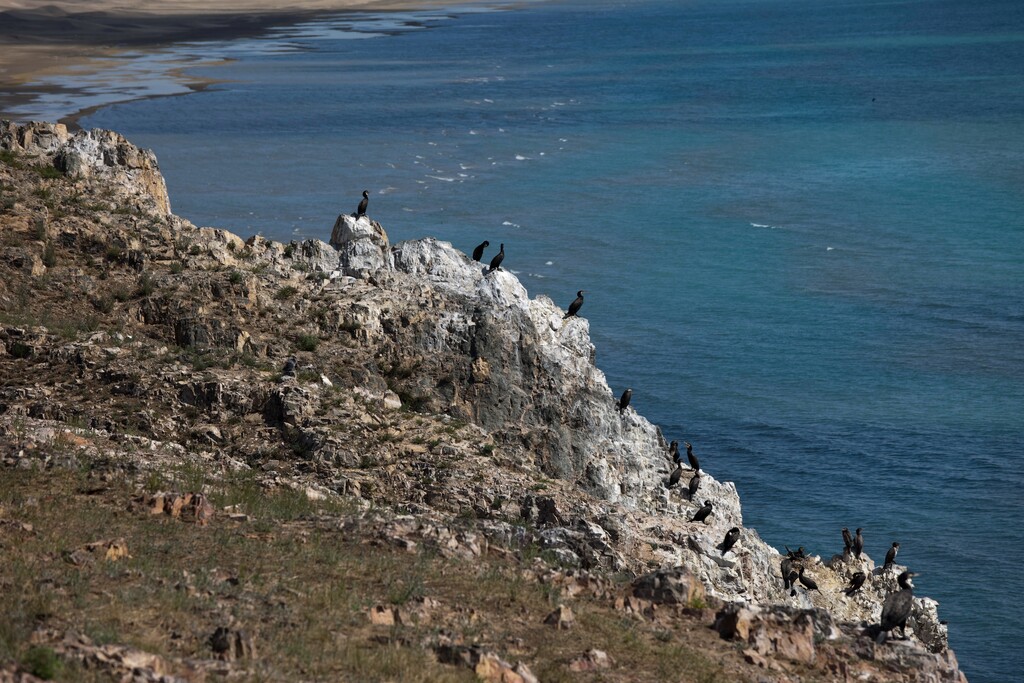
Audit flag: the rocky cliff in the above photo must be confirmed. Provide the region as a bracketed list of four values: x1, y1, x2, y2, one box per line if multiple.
[0, 121, 967, 682]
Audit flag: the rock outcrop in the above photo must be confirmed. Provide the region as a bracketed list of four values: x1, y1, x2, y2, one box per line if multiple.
[0, 121, 965, 681]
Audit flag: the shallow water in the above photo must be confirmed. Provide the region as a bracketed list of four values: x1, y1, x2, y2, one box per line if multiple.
[80, 0, 1024, 679]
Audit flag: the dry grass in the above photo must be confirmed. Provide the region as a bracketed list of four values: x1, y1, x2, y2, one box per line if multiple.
[0, 465, 744, 682]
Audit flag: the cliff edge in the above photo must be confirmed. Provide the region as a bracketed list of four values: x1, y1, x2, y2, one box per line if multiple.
[0, 122, 966, 682]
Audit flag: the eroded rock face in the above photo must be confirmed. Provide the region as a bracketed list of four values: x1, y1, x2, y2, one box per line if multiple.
[330, 213, 392, 277]
[0, 120, 171, 216]
[0, 123, 963, 680]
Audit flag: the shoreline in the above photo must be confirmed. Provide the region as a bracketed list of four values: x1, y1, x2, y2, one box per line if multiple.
[0, 0, 525, 126]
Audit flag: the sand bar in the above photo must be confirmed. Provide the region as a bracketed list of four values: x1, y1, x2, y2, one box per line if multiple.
[0, 0, 517, 123]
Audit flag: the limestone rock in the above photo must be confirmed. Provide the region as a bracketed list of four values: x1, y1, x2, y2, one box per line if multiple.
[330, 214, 392, 277]
[632, 567, 706, 606]
[543, 604, 576, 630]
[568, 649, 614, 672]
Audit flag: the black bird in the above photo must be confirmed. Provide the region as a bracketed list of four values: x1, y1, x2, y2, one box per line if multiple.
[787, 568, 800, 597]
[685, 441, 700, 472]
[798, 567, 820, 592]
[884, 542, 900, 569]
[690, 500, 713, 523]
[853, 528, 864, 559]
[687, 472, 701, 500]
[282, 357, 297, 377]
[781, 557, 793, 591]
[785, 545, 806, 560]
[668, 440, 680, 463]
[617, 388, 632, 413]
[876, 571, 917, 643]
[488, 243, 505, 272]
[721, 527, 741, 556]
[665, 465, 683, 489]
[844, 571, 866, 596]
[472, 240, 489, 262]
[563, 290, 585, 319]
[356, 190, 369, 217]
[842, 527, 854, 554]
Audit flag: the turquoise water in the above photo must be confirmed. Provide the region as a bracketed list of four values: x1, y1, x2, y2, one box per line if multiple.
[81, 0, 1024, 679]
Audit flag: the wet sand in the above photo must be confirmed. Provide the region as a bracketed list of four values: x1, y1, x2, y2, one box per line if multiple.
[0, 0, 507, 123]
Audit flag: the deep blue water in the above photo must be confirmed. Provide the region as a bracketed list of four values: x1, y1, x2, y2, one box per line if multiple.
[79, 0, 1024, 679]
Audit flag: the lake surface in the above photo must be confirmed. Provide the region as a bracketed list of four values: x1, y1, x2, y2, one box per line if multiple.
[78, 0, 1024, 679]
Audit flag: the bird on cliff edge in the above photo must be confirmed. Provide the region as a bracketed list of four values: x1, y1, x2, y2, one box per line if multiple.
[842, 527, 854, 554]
[798, 566, 820, 592]
[884, 541, 900, 569]
[844, 571, 866, 596]
[665, 464, 683, 489]
[472, 240, 489, 262]
[488, 243, 505, 273]
[685, 441, 700, 472]
[781, 557, 794, 592]
[720, 527, 741, 556]
[687, 472, 701, 500]
[617, 388, 632, 413]
[690, 499, 713, 523]
[563, 290, 585, 319]
[356, 190, 369, 218]
[668, 440, 680, 464]
[853, 528, 864, 559]
[874, 571, 917, 643]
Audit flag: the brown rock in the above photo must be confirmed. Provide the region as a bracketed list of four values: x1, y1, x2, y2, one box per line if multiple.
[568, 649, 614, 672]
[208, 626, 257, 661]
[543, 604, 575, 630]
[368, 605, 397, 626]
[632, 567, 706, 606]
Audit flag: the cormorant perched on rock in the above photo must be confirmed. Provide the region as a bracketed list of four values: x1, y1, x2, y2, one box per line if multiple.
[721, 527, 741, 556]
[687, 472, 700, 499]
[787, 568, 800, 596]
[781, 557, 793, 591]
[617, 388, 632, 413]
[472, 240, 489, 262]
[842, 527, 854, 554]
[853, 528, 864, 559]
[785, 545, 806, 560]
[668, 440, 680, 463]
[875, 571, 917, 643]
[665, 464, 682, 489]
[884, 542, 900, 569]
[685, 441, 700, 472]
[844, 571, 866, 596]
[690, 500, 713, 523]
[798, 567, 820, 592]
[356, 190, 369, 217]
[563, 290, 585, 319]
[488, 243, 505, 272]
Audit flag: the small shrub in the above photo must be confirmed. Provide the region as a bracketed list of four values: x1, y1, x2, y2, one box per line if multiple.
[41, 241, 57, 268]
[297, 334, 319, 352]
[33, 216, 46, 241]
[169, 261, 184, 274]
[228, 270, 244, 285]
[0, 149, 23, 168]
[21, 646, 62, 680]
[135, 272, 156, 298]
[275, 285, 299, 300]
[36, 165, 63, 180]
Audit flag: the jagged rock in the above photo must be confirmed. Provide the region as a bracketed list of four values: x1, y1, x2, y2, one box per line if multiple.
[330, 214, 392, 277]
[632, 567, 706, 606]
[66, 538, 129, 565]
[568, 649, 614, 672]
[208, 626, 256, 661]
[543, 604, 575, 630]
[1, 121, 170, 215]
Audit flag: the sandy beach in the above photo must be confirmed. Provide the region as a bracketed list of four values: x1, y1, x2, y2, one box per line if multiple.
[0, 0, 503, 123]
